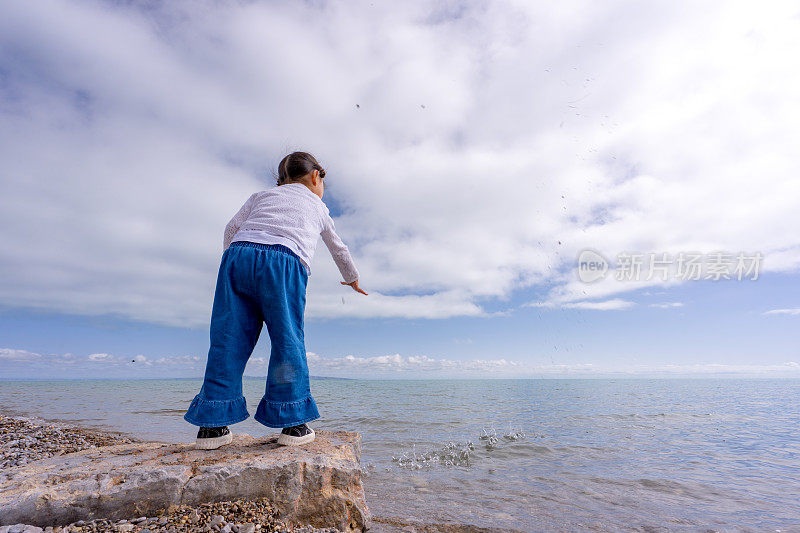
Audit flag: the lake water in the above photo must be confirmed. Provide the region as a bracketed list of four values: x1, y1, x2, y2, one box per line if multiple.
[1, 378, 799, 532]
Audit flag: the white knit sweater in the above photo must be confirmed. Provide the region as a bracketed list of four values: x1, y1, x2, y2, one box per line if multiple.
[223, 182, 360, 283]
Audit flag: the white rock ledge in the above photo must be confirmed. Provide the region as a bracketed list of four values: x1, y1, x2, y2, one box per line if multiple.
[0, 431, 371, 532]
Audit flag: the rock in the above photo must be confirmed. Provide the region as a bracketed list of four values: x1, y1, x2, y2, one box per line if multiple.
[239, 525, 255, 533]
[0, 431, 369, 532]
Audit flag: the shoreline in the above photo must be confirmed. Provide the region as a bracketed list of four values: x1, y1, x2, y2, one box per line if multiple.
[1, 412, 512, 533]
[0, 413, 348, 533]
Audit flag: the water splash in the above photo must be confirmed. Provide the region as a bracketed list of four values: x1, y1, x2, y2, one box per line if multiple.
[480, 427, 527, 449]
[391, 426, 527, 469]
[391, 440, 476, 469]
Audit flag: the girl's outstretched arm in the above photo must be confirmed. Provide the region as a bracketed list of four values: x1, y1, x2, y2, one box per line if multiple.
[223, 192, 257, 252]
[320, 212, 362, 290]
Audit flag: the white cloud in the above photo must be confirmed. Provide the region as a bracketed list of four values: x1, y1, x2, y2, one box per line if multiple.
[88, 352, 116, 362]
[153, 354, 201, 365]
[529, 298, 635, 310]
[308, 289, 486, 319]
[563, 299, 635, 311]
[0, 347, 209, 378]
[306, 352, 800, 378]
[0, 348, 78, 364]
[306, 351, 520, 375]
[1, 346, 523, 378]
[0, 1, 798, 327]
[763, 308, 800, 316]
[3, 347, 800, 379]
[0, 348, 42, 361]
[649, 302, 684, 309]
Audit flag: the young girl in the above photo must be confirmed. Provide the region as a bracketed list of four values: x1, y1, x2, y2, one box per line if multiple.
[184, 151, 367, 449]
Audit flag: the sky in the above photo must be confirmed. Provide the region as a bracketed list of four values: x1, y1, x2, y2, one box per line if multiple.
[0, 0, 798, 380]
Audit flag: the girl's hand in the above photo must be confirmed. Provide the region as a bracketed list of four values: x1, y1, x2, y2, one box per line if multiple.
[341, 279, 368, 295]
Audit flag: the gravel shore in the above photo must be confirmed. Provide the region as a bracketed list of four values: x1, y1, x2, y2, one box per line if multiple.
[0, 497, 339, 533]
[1, 413, 139, 469]
[0, 414, 340, 533]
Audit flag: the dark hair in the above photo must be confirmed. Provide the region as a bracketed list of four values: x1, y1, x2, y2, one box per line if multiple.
[275, 151, 326, 186]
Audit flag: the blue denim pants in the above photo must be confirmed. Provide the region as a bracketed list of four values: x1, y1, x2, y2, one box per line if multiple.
[184, 241, 320, 428]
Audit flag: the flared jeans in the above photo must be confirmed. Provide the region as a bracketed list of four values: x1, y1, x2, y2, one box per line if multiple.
[184, 241, 320, 428]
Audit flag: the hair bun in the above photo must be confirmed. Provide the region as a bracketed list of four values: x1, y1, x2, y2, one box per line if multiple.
[276, 151, 324, 186]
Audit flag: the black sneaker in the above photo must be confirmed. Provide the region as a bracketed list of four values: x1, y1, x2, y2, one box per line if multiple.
[195, 425, 232, 450]
[277, 423, 315, 446]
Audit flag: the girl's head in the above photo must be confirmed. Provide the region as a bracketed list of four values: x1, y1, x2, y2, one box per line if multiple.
[276, 151, 326, 188]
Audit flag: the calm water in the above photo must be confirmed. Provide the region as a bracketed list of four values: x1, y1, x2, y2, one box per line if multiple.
[1, 378, 799, 532]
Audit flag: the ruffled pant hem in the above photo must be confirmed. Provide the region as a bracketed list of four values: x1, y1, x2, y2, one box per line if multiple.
[183, 394, 250, 427]
[253, 394, 320, 428]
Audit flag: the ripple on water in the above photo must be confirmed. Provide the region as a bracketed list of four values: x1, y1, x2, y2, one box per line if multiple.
[4, 377, 800, 532]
